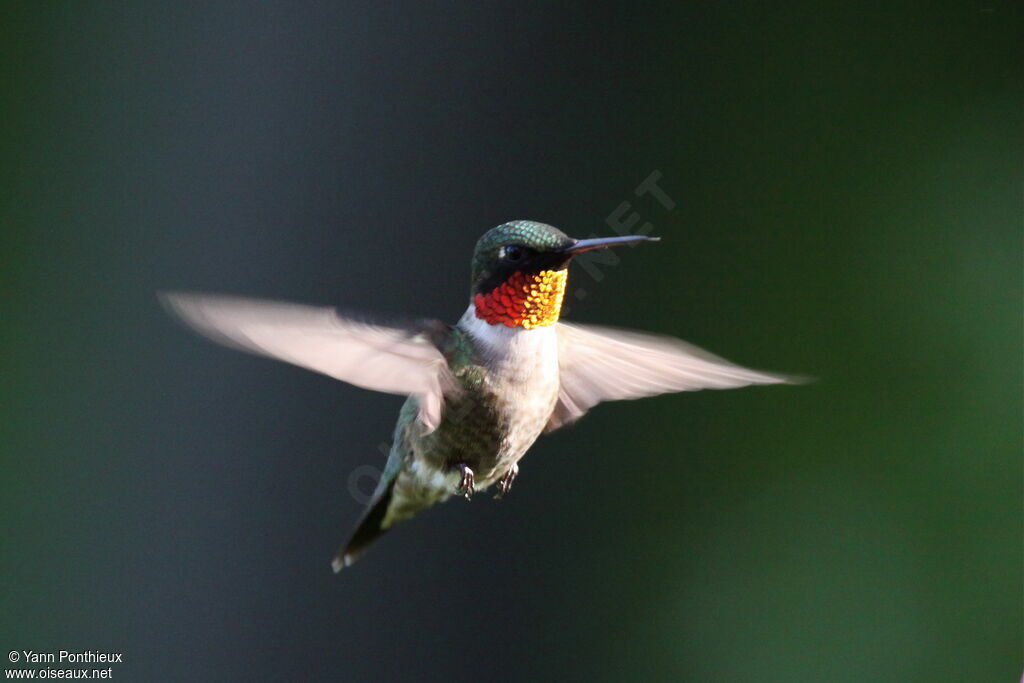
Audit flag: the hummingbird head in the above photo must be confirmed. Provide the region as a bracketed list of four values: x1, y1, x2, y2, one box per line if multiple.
[470, 220, 659, 329]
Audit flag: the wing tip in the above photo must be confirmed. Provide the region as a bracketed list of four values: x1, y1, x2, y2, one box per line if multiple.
[779, 372, 815, 386]
[157, 290, 252, 350]
[157, 290, 217, 329]
[331, 554, 353, 573]
[157, 290, 204, 331]
[156, 289, 186, 315]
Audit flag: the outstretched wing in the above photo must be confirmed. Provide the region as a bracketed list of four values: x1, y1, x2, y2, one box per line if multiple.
[547, 322, 798, 432]
[160, 292, 453, 431]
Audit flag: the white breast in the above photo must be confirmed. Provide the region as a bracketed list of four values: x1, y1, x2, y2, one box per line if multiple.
[459, 306, 561, 469]
[457, 306, 560, 384]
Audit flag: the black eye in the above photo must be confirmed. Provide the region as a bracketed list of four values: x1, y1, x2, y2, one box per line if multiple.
[501, 245, 525, 262]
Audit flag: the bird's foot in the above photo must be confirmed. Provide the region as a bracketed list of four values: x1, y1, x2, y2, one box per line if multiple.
[456, 463, 475, 500]
[494, 464, 519, 500]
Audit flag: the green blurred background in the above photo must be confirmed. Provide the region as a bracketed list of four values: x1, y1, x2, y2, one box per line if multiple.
[2, 2, 1020, 681]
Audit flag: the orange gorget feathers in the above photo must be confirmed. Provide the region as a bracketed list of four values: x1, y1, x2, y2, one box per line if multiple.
[473, 269, 568, 329]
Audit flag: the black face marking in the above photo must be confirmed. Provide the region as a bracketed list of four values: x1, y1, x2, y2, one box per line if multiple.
[474, 248, 572, 295]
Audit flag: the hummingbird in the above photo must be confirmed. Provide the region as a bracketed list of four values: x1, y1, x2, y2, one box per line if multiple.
[162, 220, 795, 571]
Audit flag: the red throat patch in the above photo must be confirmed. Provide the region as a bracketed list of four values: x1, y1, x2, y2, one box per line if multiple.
[474, 269, 568, 329]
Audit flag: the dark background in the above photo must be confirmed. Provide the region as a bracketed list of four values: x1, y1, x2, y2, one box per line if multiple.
[3, 2, 1020, 681]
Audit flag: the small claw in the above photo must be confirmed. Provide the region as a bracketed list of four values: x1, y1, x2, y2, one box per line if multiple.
[494, 463, 519, 500]
[456, 463, 475, 500]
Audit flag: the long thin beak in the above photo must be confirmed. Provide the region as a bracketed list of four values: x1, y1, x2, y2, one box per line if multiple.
[561, 234, 661, 255]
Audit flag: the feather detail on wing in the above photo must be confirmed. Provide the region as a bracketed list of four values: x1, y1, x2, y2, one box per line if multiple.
[160, 292, 454, 431]
[546, 322, 799, 432]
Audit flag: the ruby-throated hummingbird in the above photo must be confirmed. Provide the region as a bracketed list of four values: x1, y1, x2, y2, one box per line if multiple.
[162, 220, 795, 571]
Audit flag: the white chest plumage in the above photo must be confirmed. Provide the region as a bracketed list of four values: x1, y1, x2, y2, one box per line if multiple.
[467, 309, 561, 468]
[396, 309, 560, 503]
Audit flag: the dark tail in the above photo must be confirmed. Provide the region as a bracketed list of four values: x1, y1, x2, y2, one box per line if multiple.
[331, 482, 395, 572]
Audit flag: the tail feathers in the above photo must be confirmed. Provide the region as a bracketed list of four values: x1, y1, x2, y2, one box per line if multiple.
[332, 483, 394, 572]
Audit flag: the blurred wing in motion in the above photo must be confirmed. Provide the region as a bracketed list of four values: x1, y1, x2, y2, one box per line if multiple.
[547, 322, 799, 432]
[160, 292, 454, 431]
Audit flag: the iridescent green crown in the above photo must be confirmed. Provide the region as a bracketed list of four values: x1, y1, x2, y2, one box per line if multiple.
[471, 220, 574, 286]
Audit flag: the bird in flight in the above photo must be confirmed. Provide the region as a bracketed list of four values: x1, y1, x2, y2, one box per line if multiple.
[162, 220, 796, 571]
